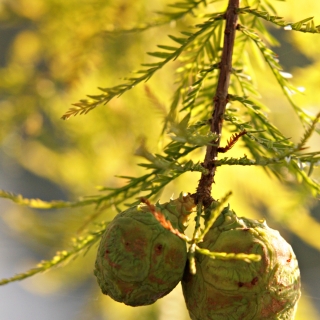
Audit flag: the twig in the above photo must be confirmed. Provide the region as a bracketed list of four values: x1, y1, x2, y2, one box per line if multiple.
[140, 198, 189, 241]
[194, 0, 240, 207]
[217, 130, 247, 153]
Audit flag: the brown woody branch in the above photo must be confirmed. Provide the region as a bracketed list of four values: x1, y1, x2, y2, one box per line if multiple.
[194, 0, 240, 207]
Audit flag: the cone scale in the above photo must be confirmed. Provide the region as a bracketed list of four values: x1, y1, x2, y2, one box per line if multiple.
[182, 207, 301, 320]
[94, 194, 195, 306]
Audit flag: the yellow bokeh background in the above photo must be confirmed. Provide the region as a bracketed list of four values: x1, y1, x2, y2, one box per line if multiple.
[0, 0, 319, 319]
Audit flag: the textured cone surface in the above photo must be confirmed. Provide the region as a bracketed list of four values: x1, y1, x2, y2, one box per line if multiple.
[182, 207, 301, 320]
[95, 194, 195, 306]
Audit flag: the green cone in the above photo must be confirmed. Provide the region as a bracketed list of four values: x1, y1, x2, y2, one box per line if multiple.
[182, 207, 301, 320]
[94, 194, 195, 306]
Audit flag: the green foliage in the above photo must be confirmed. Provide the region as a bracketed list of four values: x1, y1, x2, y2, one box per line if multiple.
[61, 10, 226, 119]
[0, 221, 108, 285]
[240, 7, 320, 34]
[0, 189, 93, 209]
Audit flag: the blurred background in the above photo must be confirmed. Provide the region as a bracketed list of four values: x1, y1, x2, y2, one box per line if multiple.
[0, 0, 320, 319]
